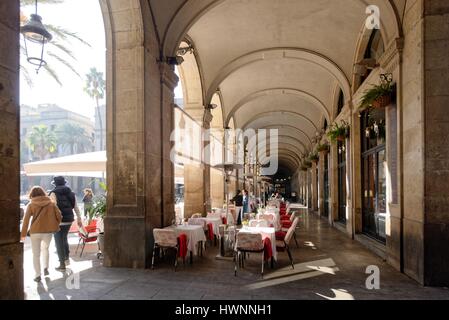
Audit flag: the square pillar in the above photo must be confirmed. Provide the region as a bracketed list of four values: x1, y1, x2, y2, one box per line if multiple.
[103, 2, 176, 268]
[318, 151, 326, 217]
[0, 0, 23, 299]
[311, 162, 318, 211]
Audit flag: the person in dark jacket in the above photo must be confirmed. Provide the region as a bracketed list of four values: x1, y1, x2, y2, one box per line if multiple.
[49, 176, 83, 271]
[231, 190, 243, 225]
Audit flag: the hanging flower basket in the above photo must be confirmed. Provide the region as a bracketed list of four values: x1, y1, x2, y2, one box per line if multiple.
[327, 120, 349, 144]
[336, 135, 346, 142]
[371, 94, 392, 109]
[317, 143, 330, 153]
[359, 73, 394, 110]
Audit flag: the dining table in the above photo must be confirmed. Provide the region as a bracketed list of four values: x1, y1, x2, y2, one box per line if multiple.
[166, 224, 206, 264]
[200, 217, 222, 238]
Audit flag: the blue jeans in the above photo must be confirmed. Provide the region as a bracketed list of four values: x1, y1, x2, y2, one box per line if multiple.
[54, 224, 71, 263]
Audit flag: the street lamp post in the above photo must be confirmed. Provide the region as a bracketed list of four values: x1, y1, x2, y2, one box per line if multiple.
[20, 0, 53, 73]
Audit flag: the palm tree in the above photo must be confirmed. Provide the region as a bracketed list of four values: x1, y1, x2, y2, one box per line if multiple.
[20, 0, 91, 86]
[26, 125, 57, 160]
[84, 68, 106, 151]
[57, 122, 93, 155]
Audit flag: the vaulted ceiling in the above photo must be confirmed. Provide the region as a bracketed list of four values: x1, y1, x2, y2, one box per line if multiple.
[148, 0, 403, 174]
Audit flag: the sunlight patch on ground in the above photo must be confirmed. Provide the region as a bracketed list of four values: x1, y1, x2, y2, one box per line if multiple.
[316, 289, 355, 300]
[246, 258, 339, 290]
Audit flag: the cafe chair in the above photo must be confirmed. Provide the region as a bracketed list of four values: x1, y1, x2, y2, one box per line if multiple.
[275, 217, 299, 269]
[281, 214, 299, 247]
[75, 220, 99, 258]
[151, 229, 179, 271]
[234, 232, 265, 278]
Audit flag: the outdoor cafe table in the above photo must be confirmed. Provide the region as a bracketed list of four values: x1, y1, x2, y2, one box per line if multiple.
[240, 226, 277, 263]
[166, 224, 206, 264]
[199, 217, 222, 237]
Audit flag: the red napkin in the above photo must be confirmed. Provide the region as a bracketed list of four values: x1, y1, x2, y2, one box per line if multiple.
[282, 221, 293, 228]
[177, 234, 187, 258]
[207, 223, 214, 241]
[222, 217, 227, 225]
[275, 231, 286, 241]
[263, 237, 272, 261]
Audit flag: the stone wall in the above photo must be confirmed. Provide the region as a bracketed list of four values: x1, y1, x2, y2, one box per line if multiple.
[0, 0, 23, 299]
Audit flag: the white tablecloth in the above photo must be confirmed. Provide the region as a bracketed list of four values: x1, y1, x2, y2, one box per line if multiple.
[257, 211, 281, 231]
[240, 226, 277, 261]
[200, 217, 222, 237]
[169, 225, 206, 256]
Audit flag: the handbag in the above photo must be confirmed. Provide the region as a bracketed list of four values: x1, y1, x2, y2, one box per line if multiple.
[26, 206, 45, 237]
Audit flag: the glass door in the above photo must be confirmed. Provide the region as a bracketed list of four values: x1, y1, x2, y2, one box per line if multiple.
[361, 109, 386, 242]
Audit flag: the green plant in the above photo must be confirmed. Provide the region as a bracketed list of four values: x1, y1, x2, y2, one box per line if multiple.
[308, 152, 319, 163]
[327, 121, 349, 143]
[85, 182, 107, 222]
[359, 77, 394, 110]
[317, 143, 330, 153]
[86, 195, 106, 222]
[303, 160, 312, 168]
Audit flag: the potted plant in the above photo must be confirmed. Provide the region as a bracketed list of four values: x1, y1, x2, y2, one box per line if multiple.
[308, 152, 319, 163]
[327, 121, 349, 143]
[303, 160, 312, 168]
[359, 74, 394, 110]
[86, 182, 107, 255]
[317, 143, 330, 153]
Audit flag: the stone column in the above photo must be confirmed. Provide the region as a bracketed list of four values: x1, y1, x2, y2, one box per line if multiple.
[330, 143, 339, 223]
[203, 108, 212, 214]
[307, 169, 312, 209]
[0, 0, 23, 299]
[318, 152, 326, 217]
[184, 163, 205, 217]
[420, 1, 449, 286]
[103, 1, 176, 268]
[311, 162, 318, 211]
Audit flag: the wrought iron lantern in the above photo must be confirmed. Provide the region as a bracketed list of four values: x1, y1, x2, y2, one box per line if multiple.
[20, 0, 52, 73]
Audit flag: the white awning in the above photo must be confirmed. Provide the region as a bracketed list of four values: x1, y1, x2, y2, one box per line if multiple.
[23, 151, 106, 178]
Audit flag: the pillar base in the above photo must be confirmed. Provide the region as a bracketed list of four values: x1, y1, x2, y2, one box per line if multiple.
[0, 242, 23, 300]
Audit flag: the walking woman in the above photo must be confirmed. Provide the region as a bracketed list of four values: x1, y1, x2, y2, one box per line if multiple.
[21, 186, 62, 282]
[82, 188, 94, 217]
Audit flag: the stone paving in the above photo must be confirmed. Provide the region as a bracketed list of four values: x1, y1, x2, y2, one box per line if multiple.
[24, 209, 449, 300]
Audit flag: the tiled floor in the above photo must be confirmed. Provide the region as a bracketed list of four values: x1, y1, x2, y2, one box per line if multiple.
[24, 208, 449, 300]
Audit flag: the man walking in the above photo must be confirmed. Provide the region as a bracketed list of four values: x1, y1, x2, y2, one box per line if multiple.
[49, 176, 83, 271]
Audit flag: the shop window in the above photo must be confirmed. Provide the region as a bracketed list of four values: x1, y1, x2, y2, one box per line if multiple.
[361, 108, 386, 242]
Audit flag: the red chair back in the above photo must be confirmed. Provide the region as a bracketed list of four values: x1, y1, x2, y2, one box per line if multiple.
[177, 234, 188, 258]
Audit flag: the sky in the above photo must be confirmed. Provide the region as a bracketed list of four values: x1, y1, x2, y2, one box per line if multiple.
[20, 0, 183, 121]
